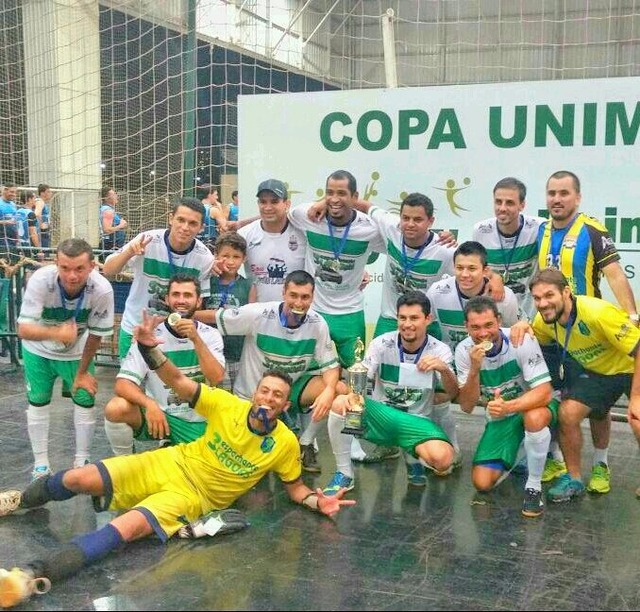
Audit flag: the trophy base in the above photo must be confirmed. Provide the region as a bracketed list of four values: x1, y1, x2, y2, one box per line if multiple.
[341, 411, 365, 437]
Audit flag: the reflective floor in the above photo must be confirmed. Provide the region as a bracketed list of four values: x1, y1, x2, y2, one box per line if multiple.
[1, 362, 639, 611]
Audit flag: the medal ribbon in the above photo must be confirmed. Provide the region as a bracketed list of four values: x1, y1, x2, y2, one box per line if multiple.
[455, 278, 490, 312]
[164, 231, 188, 275]
[57, 279, 85, 322]
[553, 303, 577, 376]
[398, 333, 430, 364]
[400, 233, 433, 280]
[326, 217, 352, 264]
[496, 215, 523, 279]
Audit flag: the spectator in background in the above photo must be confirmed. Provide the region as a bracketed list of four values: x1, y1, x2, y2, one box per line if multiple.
[17, 191, 40, 250]
[228, 190, 239, 223]
[35, 184, 53, 249]
[0, 184, 18, 262]
[99, 187, 128, 255]
[199, 186, 227, 251]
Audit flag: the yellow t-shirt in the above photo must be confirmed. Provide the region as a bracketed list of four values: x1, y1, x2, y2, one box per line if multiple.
[532, 295, 640, 375]
[173, 385, 301, 510]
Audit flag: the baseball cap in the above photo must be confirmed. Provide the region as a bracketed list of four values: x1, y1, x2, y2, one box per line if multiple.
[256, 179, 288, 200]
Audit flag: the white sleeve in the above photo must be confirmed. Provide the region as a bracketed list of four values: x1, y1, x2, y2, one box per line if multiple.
[117, 342, 149, 386]
[287, 202, 312, 229]
[498, 289, 520, 326]
[17, 271, 46, 323]
[454, 341, 472, 385]
[216, 302, 265, 337]
[87, 286, 115, 337]
[518, 335, 552, 388]
[313, 323, 340, 371]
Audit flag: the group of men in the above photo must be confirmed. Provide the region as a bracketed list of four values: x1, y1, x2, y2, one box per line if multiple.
[0, 183, 52, 258]
[0, 169, 639, 609]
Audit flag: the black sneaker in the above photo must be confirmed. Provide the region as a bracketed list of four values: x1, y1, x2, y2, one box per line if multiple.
[522, 487, 544, 518]
[300, 444, 321, 473]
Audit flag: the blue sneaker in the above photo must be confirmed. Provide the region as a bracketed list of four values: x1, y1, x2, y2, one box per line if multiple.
[322, 471, 354, 496]
[407, 463, 427, 487]
[547, 473, 586, 503]
[30, 466, 52, 481]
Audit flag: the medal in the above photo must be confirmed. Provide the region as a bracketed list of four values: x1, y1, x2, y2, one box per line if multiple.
[554, 304, 576, 385]
[501, 270, 510, 283]
[167, 313, 181, 327]
[480, 341, 493, 352]
[322, 258, 340, 272]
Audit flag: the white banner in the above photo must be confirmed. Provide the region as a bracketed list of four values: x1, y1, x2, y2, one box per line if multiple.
[238, 77, 640, 322]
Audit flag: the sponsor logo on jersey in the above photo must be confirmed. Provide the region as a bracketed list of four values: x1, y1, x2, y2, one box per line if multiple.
[577, 321, 591, 336]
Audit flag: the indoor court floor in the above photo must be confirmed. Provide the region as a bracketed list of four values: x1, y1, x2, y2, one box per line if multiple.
[1, 362, 639, 611]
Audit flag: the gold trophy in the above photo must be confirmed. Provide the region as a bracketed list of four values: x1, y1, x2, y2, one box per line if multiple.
[341, 337, 368, 436]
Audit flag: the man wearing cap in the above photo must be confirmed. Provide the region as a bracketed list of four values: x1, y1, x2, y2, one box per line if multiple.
[238, 179, 306, 302]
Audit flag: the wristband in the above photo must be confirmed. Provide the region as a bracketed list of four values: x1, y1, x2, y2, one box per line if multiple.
[137, 343, 168, 370]
[629, 313, 639, 326]
[301, 492, 319, 512]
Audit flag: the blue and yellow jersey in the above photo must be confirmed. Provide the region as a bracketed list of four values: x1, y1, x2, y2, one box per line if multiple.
[532, 296, 640, 376]
[537, 213, 619, 297]
[172, 385, 301, 510]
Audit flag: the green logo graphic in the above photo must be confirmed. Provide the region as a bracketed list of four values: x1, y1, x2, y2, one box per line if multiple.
[433, 177, 471, 217]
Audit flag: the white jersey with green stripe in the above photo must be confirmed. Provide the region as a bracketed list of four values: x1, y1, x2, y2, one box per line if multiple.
[454, 329, 551, 420]
[426, 276, 519, 351]
[117, 229, 214, 334]
[363, 331, 453, 412]
[369, 206, 455, 320]
[288, 203, 385, 314]
[216, 301, 339, 400]
[472, 214, 542, 318]
[117, 320, 225, 422]
[18, 265, 114, 361]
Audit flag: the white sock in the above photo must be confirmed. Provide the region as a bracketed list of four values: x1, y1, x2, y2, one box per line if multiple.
[433, 401, 459, 452]
[27, 404, 50, 469]
[524, 427, 551, 491]
[74, 406, 96, 468]
[548, 439, 564, 461]
[350, 436, 366, 461]
[593, 447, 609, 466]
[104, 419, 134, 455]
[298, 413, 322, 447]
[328, 412, 354, 479]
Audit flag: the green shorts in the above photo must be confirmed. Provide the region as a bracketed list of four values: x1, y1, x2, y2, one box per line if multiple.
[118, 328, 133, 360]
[134, 410, 206, 445]
[317, 310, 365, 368]
[363, 397, 451, 458]
[22, 348, 95, 407]
[473, 399, 559, 469]
[288, 374, 314, 416]
[373, 315, 397, 339]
